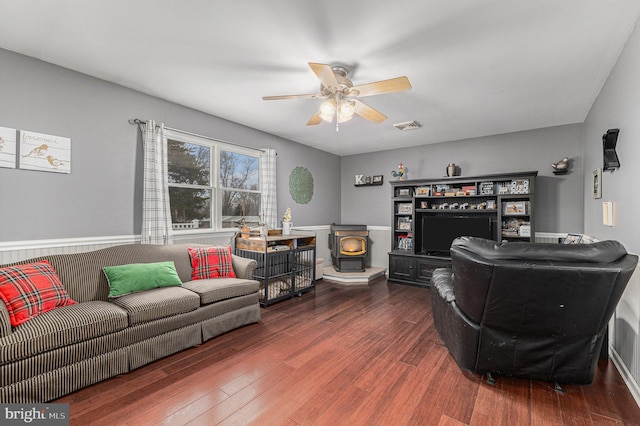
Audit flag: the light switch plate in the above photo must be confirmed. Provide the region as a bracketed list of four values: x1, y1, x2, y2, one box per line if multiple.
[603, 201, 614, 226]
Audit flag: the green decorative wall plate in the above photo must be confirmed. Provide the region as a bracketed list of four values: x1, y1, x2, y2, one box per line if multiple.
[289, 166, 313, 204]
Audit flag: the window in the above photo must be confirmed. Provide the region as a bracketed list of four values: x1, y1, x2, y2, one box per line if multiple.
[166, 130, 260, 231]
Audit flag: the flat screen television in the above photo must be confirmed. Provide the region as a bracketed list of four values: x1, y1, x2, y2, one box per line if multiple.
[421, 215, 493, 255]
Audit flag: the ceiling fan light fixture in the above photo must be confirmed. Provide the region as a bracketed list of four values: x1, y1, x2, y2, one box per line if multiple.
[264, 62, 411, 128]
[338, 100, 356, 121]
[319, 99, 336, 122]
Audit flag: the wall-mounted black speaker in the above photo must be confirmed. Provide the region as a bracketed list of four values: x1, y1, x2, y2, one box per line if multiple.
[603, 128, 620, 171]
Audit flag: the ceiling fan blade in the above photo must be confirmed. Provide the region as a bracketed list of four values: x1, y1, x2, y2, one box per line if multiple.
[307, 110, 323, 125]
[262, 93, 324, 101]
[354, 99, 388, 123]
[308, 62, 339, 92]
[349, 76, 411, 98]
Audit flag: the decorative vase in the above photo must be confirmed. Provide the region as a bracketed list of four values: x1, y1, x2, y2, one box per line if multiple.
[447, 163, 457, 177]
[282, 222, 292, 235]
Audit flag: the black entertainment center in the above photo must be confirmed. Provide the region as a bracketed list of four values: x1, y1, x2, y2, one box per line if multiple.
[388, 171, 537, 287]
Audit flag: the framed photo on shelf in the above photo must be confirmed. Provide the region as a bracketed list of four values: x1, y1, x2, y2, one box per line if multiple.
[503, 201, 528, 215]
[398, 203, 413, 214]
[416, 186, 430, 196]
[398, 222, 411, 230]
[398, 188, 411, 197]
[592, 168, 602, 199]
[563, 233, 583, 244]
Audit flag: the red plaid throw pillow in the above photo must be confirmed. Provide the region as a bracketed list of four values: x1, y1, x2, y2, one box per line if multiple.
[188, 246, 237, 280]
[0, 260, 76, 327]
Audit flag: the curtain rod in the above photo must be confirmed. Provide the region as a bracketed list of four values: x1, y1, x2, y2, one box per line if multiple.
[129, 118, 266, 153]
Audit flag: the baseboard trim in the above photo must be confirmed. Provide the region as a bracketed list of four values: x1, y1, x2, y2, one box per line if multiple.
[610, 344, 640, 408]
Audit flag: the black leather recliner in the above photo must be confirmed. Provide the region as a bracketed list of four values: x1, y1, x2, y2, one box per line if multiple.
[431, 236, 638, 384]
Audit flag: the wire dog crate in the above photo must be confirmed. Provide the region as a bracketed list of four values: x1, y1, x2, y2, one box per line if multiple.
[234, 231, 316, 307]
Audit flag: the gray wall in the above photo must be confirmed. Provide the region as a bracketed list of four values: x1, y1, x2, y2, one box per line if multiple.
[340, 124, 584, 234]
[582, 17, 640, 394]
[0, 48, 341, 242]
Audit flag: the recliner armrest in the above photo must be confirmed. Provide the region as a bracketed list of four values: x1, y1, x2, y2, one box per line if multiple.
[431, 268, 455, 303]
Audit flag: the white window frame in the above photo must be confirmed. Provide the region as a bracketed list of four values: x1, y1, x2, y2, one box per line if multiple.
[165, 129, 261, 233]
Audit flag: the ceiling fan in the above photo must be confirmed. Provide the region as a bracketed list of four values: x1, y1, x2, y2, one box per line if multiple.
[263, 62, 411, 130]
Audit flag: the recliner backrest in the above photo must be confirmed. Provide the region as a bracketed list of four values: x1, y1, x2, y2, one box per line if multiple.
[450, 236, 637, 337]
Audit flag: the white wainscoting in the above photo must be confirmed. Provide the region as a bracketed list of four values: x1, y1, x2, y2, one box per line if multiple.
[0, 230, 580, 269]
[0, 235, 140, 264]
[0, 232, 237, 264]
[610, 259, 640, 407]
[0, 228, 637, 405]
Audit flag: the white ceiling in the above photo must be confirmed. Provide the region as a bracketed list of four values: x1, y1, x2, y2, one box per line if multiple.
[1, 1, 639, 156]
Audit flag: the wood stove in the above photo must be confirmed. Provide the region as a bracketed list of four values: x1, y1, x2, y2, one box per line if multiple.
[328, 224, 369, 272]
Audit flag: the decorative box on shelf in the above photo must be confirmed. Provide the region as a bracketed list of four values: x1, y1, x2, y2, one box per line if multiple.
[519, 224, 531, 237]
[479, 181, 494, 195]
[462, 185, 476, 195]
[511, 178, 530, 194]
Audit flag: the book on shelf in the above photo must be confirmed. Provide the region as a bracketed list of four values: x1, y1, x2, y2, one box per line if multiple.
[397, 233, 413, 250]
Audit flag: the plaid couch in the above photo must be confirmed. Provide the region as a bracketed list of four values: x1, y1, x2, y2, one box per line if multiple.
[0, 243, 260, 403]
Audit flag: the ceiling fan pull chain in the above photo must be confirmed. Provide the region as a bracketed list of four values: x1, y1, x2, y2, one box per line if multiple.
[335, 94, 340, 131]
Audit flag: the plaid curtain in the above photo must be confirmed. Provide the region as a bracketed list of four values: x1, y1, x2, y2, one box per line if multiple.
[140, 120, 173, 245]
[259, 148, 277, 228]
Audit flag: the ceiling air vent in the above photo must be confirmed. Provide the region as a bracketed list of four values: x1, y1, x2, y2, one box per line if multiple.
[393, 120, 421, 131]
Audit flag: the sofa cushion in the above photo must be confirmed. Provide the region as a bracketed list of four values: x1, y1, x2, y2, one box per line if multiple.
[188, 246, 236, 279]
[0, 261, 76, 327]
[103, 261, 183, 298]
[0, 301, 128, 364]
[182, 278, 260, 305]
[109, 286, 200, 326]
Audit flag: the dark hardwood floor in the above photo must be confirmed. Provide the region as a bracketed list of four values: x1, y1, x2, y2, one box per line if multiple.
[56, 277, 640, 425]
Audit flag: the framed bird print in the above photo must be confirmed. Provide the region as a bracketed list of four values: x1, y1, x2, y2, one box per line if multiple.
[19, 130, 71, 173]
[0, 126, 17, 169]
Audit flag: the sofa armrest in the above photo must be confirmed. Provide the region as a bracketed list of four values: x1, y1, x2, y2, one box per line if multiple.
[232, 254, 258, 280]
[0, 301, 12, 338]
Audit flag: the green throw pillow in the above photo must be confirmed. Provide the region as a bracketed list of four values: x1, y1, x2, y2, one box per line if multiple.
[103, 261, 183, 298]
